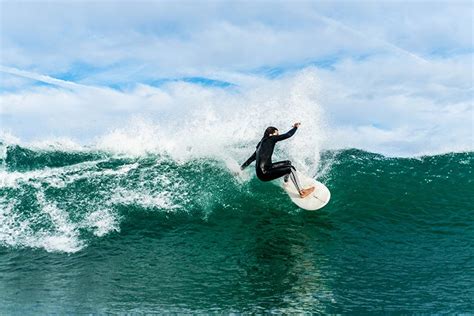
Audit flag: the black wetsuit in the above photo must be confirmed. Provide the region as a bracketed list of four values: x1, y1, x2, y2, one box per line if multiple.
[241, 127, 302, 191]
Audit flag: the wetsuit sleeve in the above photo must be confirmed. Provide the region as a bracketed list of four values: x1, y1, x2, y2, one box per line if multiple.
[273, 126, 297, 142]
[241, 151, 256, 170]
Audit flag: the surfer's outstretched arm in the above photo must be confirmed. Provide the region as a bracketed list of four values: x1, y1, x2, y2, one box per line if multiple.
[241, 151, 256, 170]
[273, 126, 298, 142]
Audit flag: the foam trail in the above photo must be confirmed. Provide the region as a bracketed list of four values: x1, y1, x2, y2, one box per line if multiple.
[82, 209, 120, 237]
[0, 191, 84, 253]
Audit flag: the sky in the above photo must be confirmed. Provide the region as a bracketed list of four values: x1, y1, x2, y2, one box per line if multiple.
[0, 0, 473, 156]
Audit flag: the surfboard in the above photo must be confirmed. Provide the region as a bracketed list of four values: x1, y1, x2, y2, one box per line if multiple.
[282, 172, 331, 210]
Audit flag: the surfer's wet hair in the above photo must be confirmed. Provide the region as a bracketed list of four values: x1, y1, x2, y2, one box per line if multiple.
[263, 126, 278, 138]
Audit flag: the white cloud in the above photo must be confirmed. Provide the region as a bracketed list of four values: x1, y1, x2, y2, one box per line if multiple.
[2, 1, 471, 79]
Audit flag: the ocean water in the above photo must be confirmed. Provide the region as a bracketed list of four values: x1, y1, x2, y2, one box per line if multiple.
[1, 140, 473, 313]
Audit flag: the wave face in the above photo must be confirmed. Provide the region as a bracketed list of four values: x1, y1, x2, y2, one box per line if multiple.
[1, 142, 473, 313]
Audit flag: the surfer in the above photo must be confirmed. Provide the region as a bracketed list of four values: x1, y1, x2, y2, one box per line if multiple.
[241, 122, 315, 198]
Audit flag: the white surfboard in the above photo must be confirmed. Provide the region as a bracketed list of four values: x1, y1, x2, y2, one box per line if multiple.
[282, 172, 331, 210]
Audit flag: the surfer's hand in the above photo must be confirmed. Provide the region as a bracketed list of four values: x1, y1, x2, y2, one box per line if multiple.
[293, 122, 301, 128]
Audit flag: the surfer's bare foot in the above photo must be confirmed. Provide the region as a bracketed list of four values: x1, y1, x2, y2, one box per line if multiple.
[299, 187, 315, 198]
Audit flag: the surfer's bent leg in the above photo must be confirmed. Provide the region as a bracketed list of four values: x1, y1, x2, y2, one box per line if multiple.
[265, 161, 302, 193]
[271, 160, 293, 183]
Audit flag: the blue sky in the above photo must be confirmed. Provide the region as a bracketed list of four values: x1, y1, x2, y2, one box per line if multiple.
[0, 0, 472, 156]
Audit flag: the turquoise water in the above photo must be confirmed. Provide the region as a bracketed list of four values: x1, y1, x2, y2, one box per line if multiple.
[1, 143, 473, 313]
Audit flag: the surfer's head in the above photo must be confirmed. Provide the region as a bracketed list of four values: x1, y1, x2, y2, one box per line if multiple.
[263, 126, 279, 138]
